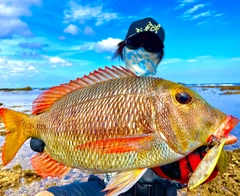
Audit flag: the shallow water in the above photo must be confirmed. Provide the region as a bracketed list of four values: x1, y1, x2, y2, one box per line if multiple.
[192, 87, 240, 150]
[0, 87, 239, 195]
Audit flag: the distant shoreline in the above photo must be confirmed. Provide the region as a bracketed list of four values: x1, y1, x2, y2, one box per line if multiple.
[0, 86, 32, 91]
[1, 85, 240, 94]
[0, 86, 47, 92]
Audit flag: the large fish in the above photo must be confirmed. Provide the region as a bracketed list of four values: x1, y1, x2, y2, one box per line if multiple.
[0, 66, 238, 195]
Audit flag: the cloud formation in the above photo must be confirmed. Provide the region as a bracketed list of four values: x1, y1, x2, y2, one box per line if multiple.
[0, 0, 41, 38]
[0, 56, 39, 78]
[175, 0, 197, 9]
[64, 24, 79, 35]
[63, 1, 118, 25]
[48, 56, 72, 67]
[18, 42, 48, 50]
[83, 26, 95, 35]
[94, 37, 121, 53]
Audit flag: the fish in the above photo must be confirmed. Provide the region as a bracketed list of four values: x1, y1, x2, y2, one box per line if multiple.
[0, 66, 239, 196]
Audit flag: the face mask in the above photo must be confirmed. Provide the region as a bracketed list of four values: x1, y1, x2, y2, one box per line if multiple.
[123, 47, 161, 76]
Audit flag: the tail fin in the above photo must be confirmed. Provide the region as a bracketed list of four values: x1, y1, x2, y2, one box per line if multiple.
[0, 108, 30, 166]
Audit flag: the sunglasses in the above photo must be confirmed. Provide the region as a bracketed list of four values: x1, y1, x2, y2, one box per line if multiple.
[125, 32, 164, 53]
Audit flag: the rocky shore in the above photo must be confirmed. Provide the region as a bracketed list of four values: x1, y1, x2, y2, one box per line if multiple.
[0, 146, 239, 196]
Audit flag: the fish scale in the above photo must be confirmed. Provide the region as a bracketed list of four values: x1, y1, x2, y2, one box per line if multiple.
[36, 77, 177, 171]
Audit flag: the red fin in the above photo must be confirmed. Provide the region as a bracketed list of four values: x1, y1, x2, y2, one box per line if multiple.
[31, 153, 71, 178]
[32, 66, 136, 114]
[0, 108, 29, 166]
[76, 134, 154, 154]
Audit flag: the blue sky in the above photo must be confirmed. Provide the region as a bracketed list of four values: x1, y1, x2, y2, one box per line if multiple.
[0, 0, 239, 88]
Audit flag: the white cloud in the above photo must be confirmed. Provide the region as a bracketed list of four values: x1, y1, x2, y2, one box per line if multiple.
[187, 59, 197, 63]
[94, 37, 121, 53]
[78, 42, 95, 51]
[0, 18, 32, 38]
[49, 56, 65, 64]
[175, 0, 197, 9]
[0, 0, 41, 38]
[48, 56, 72, 67]
[0, 4, 30, 18]
[0, 56, 39, 76]
[197, 55, 211, 58]
[12, 67, 26, 72]
[58, 36, 66, 40]
[177, 2, 224, 23]
[63, 24, 79, 35]
[230, 57, 240, 61]
[161, 58, 183, 65]
[28, 65, 36, 70]
[191, 11, 211, 20]
[184, 4, 205, 15]
[83, 26, 95, 35]
[180, 4, 209, 20]
[63, 1, 118, 25]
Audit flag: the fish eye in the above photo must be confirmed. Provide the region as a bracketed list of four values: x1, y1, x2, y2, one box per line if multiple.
[175, 91, 192, 104]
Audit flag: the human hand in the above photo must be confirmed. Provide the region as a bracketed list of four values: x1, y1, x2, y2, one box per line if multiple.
[152, 146, 219, 185]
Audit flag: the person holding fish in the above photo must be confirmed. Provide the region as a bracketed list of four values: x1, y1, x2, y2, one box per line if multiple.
[30, 17, 224, 196]
[1, 17, 238, 196]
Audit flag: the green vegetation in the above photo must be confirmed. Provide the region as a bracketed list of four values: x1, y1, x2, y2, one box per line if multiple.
[220, 86, 240, 91]
[0, 86, 32, 91]
[221, 91, 240, 95]
[220, 86, 240, 95]
[193, 85, 240, 95]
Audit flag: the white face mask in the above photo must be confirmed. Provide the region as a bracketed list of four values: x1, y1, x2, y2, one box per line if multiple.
[123, 47, 161, 76]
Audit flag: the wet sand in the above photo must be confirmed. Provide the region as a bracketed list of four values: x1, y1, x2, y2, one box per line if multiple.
[0, 86, 240, 195]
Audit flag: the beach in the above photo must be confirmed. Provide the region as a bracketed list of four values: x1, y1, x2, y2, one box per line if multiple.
[0, 85, 240, 196]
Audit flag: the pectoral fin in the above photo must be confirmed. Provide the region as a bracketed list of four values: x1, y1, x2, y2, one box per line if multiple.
[76, 134, 154, 154]
[31, 152, 71, 178]
[188, 137, 226, 190]
[103, 168, 147, 196]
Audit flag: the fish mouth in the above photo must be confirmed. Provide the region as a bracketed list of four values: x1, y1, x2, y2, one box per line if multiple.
[207, 115, 239, 145]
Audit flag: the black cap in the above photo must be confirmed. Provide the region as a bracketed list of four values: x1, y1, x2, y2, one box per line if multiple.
[125, 17, 165, 44]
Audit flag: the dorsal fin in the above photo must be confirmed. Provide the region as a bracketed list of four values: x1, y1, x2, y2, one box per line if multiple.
[32, 66, 136, 114]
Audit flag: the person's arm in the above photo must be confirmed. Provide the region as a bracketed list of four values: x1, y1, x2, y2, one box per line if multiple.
[35, 175, 106, 196]
[119, 169, 180, 196]
[152, 146, 219, 185]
